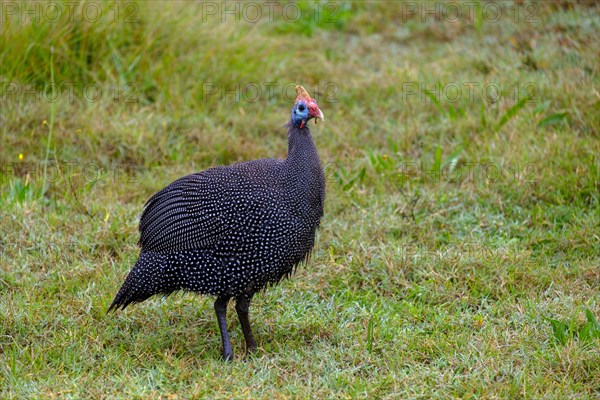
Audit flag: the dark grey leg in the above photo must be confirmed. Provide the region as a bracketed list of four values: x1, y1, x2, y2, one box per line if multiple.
[214, 296, 233, 361]
[235, 295, 257, 353]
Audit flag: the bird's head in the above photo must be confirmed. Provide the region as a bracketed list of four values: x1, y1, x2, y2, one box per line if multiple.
[291, 85, 324, 129]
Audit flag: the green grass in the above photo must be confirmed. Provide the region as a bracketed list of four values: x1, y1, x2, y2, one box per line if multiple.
[1, 1, 599, 398]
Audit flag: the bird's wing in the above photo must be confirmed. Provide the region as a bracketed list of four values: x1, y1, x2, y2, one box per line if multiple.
[138, 171, 231, 252]
[137, 159, 284, 253]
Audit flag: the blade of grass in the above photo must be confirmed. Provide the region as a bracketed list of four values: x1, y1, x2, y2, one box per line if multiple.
[538, 112, 568, 128]
[42, 46, 56, 200]
[496, 92, 534, 132]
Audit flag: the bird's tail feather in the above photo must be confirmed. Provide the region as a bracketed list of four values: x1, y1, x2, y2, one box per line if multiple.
[108, 252, 176, 312]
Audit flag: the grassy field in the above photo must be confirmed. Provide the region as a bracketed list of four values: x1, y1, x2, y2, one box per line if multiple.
[1, 0, 599, 398]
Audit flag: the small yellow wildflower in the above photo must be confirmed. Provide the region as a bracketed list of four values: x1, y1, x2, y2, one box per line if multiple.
[473, 315, 485, 329]
[42, 120, 48, 126]
[18, 153, 24, 160]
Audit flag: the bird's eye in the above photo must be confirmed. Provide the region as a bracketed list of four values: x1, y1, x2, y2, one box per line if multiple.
[298, 105, 305, 112]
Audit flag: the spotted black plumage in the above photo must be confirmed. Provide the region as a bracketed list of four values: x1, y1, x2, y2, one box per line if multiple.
[108, 85, 325, 360]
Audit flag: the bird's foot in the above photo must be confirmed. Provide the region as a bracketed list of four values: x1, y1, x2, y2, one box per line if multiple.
[222, 351, 234, 362]
[246, 345, 257, 354]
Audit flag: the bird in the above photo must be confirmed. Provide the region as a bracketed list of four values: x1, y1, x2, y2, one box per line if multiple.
[108, 85, 326, 361]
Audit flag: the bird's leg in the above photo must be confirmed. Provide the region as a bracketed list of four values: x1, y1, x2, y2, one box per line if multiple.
[214, 296, 233, 361]
[235, 295, 257, 354]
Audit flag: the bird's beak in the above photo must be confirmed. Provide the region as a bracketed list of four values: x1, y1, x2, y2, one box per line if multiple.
[310, 107, 324, 125]
[316, 109, 324, 123]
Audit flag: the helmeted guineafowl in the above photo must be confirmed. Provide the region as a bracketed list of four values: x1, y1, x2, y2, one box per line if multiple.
[108, 85, 325, 360]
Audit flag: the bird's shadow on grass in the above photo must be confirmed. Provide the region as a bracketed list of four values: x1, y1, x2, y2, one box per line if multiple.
[104, 299, 223, 362]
